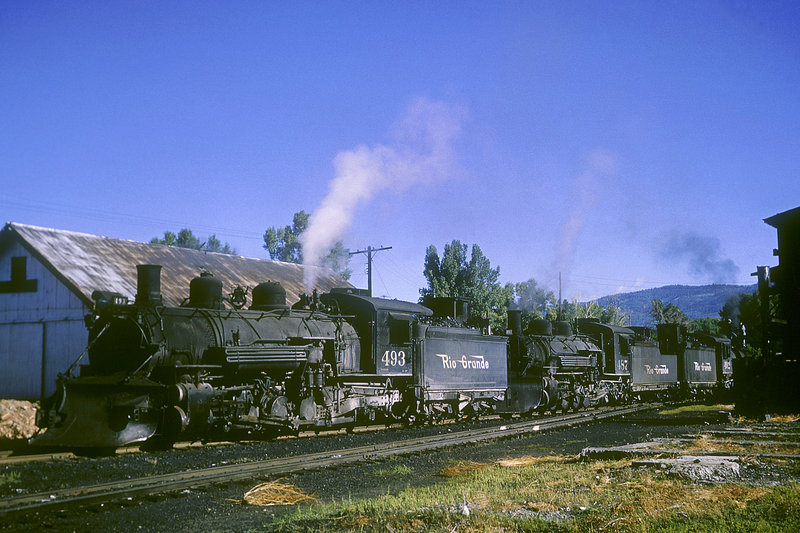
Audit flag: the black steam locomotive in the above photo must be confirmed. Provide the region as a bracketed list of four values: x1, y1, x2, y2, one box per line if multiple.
[32, 265, 736, 451]
[33, 265, 509, 449]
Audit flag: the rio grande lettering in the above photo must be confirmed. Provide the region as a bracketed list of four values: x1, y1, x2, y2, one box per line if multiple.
[693, 361, 712, 372]
[643, 364, 671, 375]
[435, 354, 489, 370]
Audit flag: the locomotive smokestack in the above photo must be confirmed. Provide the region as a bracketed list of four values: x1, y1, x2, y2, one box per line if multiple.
[136, 264, 163, 306]
[507, 306, 522, 336]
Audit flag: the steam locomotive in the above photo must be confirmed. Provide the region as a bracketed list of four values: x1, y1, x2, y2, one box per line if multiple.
[32, 265, 735, 451]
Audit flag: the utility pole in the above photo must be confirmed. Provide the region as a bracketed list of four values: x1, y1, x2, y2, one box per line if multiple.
[558, 272, 562, 320]
[350, 245, 392, 296]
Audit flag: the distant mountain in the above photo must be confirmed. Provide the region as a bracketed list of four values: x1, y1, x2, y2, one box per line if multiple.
[594, 284, 757, 327]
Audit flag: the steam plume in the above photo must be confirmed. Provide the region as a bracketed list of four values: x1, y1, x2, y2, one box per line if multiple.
[554, 149, 618, 279]
[301, 97, 466, 289]
[660, 231, 739, 283]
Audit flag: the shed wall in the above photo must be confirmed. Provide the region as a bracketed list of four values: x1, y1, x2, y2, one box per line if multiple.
[0, 241, 89, 399]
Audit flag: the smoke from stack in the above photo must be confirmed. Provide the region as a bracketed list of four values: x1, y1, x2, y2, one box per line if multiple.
[660, 231, 739, 283]
[553, 149, 618, 287]
[300, 97, 466, 289]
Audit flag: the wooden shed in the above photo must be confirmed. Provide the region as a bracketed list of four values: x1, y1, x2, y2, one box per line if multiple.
[0, 223, 351, 400]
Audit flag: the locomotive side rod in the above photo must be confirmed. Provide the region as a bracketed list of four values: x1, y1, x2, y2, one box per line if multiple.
[0, 402, 658, 517]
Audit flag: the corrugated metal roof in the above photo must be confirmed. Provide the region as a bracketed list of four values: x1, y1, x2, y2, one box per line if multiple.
[2, 222, 353, 308]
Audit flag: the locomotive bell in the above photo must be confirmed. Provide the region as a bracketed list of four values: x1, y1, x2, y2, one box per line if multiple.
[250, 281, 288, 311]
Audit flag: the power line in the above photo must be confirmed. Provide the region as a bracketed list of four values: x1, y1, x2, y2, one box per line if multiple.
[1, 195, 264, 241]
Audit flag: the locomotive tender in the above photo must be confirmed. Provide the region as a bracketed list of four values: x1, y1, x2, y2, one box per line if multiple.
[33, 265, 736, 451]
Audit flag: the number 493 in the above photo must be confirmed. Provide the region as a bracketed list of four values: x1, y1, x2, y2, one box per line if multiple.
[381, 350, 407, 367]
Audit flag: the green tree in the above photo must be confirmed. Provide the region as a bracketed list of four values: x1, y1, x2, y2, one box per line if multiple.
[508, 279, 556, 330]
[205, 234, 235, 255]
[151, 228, 236, 254]
[691, 316, 721, 335]
[598, 300, 630, 326]
[719, 291, 774, 354]
[263, 210, 351, 279]
[264, 211, 307, 263]
[152, 231, 178, 247]
[514, 279, 555, 318]
[420, 240, 507, 331]
[650, 299, 690, 326]
[557, 299, 629, 326]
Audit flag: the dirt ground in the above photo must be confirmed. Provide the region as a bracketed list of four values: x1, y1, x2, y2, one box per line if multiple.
[2, 406, 798, 532]
[0, 400, 38, 440]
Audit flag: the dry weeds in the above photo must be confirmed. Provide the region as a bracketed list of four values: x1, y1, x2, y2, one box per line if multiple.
[733, 413, 800, 424]
[495, 455, 566, 467]
[438, 460, 489, 477]
[243, 479, 319, 506]
[669, 434, 800, 455]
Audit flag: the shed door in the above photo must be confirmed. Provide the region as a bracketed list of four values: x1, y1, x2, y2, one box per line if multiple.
[0, 323, 43, 399]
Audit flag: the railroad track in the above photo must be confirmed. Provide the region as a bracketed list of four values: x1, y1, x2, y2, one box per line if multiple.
[0, 402, 656, 517]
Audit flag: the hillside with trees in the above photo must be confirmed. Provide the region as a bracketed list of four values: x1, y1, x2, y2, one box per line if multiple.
[596, 284, 757, 326]
[417, 239, 757, 335]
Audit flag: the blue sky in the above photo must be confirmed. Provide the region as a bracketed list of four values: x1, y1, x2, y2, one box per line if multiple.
[2, 1, 798, 303]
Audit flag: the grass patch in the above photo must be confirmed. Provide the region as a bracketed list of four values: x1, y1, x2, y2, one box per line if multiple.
[374, 463, 414, 477]
[0, 471, 20, 487]
[260, 455, 800, 532]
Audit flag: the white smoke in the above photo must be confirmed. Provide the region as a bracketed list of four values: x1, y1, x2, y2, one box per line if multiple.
[554, 149, 618, 284]
[301, 97, 466, 289]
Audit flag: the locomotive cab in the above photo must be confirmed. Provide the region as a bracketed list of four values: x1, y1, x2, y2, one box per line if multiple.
[577, 320, 632, 377]
[322, 289, 433, 375]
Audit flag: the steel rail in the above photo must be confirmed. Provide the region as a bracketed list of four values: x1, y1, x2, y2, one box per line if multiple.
[0, 402, 655, 517]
